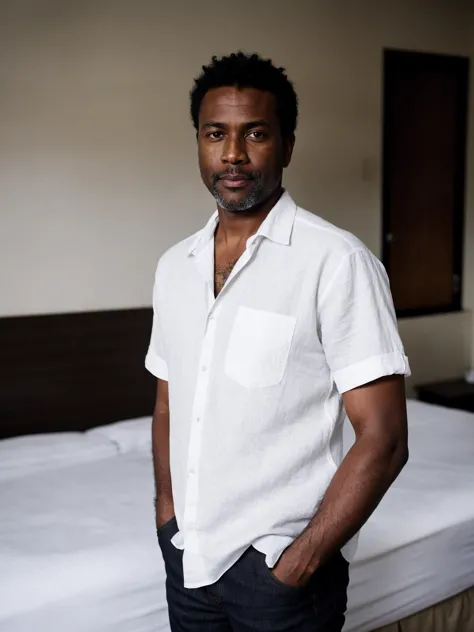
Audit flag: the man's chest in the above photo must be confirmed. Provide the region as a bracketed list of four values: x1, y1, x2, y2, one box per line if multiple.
[160, 248, 325, 379]
[214, 245, 245, 297]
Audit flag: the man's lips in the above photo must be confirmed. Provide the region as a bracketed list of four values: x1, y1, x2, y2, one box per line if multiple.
[218, 174, 253, 187]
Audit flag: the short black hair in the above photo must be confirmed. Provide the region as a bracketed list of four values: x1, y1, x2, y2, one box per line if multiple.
[190, 52, 298, 139]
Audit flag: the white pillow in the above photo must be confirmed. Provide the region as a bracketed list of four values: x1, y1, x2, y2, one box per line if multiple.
[87, 416, 152, 454]
[0, 431, 118, 482]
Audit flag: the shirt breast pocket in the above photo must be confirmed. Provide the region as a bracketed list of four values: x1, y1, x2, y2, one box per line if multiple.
[224, 307, 297, 388]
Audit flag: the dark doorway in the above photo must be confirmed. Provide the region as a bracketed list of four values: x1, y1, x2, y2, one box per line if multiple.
[382, 49, 469, 318]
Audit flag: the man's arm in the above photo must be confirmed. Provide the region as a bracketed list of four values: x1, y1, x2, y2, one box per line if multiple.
[272, 375, 408, 586]
[152, 378, 175, 528]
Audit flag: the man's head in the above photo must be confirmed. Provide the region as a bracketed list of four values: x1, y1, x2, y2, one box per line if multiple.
[190, 52, 298, 213]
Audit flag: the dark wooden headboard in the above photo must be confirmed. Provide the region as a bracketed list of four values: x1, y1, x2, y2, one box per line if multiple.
[0, 308, 156, 439]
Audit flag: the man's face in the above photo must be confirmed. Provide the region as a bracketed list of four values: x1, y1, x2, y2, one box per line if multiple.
[197, 86, 294, 213]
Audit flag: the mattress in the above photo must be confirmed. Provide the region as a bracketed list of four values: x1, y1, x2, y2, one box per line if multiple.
[0, 451, 168, 632]
[344, 399, 474, 631]
[0, 400, 473, 632]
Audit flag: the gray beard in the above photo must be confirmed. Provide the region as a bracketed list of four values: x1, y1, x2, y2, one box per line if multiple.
[211, 179, 264, 213]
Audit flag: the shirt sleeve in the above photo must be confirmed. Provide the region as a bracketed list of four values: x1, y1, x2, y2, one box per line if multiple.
[145, 260, 169, 381]
[318, 248, 410, 393]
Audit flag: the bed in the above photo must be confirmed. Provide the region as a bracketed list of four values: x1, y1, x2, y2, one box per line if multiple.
[1, 309, 473, 632]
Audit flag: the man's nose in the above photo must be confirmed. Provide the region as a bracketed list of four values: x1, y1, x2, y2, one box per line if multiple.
[221, 134, 248, 165]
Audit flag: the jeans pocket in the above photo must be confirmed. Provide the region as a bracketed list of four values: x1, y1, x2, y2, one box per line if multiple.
[253, 547, 303, 593]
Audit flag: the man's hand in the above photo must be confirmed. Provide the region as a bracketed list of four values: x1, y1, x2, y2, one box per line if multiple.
[271, 537, 318, 588]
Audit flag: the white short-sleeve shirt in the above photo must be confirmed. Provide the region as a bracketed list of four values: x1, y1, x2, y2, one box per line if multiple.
[146, 191, 410, 589]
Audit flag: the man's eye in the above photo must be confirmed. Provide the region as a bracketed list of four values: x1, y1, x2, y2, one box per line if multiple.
[208, 131, 224, 140]
[247, 131, 265, 140]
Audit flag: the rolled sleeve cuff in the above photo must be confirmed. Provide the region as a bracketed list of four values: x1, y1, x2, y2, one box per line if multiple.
[332, 351, 411, 394]
[145, 350, 169, 381]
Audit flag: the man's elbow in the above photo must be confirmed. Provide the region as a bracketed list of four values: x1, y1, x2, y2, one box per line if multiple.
[370, 423, 408, 478]
[390, 435, 409, 478]
[398, 442, 409, 469]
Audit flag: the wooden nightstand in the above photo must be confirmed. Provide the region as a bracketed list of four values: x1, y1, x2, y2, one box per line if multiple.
[415, 379, 474, 413]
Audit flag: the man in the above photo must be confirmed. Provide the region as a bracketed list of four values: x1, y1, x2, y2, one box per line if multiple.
[146, 52, 410, 632]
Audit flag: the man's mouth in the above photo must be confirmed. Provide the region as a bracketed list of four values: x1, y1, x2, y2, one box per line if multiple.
[219, 174, 253, 187]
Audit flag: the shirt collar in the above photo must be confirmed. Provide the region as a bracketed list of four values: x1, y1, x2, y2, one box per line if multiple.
[254, 190, 297, 246]
[187, 211, 219, 256]
[187, 190, 297, 256]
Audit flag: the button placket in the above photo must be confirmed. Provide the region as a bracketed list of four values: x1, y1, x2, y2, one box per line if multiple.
[182, 303, 218, 537]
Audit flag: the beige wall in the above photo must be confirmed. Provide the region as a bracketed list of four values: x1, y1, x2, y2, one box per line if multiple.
[1, 0, 472, 392]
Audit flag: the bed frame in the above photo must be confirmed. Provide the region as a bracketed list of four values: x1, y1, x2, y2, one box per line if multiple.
[0, 308, 155, 440]
[374, 585, 474, 632]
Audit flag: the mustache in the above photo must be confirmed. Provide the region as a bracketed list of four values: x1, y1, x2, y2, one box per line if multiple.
[212, 170, 260, 181]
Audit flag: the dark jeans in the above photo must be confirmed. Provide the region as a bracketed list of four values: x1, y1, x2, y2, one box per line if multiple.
[157, 517, 349, 632]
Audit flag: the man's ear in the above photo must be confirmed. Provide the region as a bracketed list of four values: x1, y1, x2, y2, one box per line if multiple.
[283, 134, 295, 168]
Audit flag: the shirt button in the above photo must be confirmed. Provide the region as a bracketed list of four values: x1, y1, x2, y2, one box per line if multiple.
[196, 417, 201, 423]
[209, 313, 214, 320]
[201, 366, 208, 372]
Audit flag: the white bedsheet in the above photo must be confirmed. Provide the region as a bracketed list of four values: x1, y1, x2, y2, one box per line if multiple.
[0, 452, 168, 632]
[345, 399, 474, 631]
[1, 400, 473, 632]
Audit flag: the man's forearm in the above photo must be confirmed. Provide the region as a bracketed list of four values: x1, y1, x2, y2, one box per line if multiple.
[152, 380, 174, 525]
[291, 431, 408, 578]
[152, 415, 174, 510]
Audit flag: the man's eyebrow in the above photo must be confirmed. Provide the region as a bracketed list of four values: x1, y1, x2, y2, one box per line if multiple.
[201, 120, 271, 130]
[243, 120, 271, 129]
[201, 121, 227, 130]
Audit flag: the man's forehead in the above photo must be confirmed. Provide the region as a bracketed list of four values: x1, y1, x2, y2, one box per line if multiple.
[200, 86, 277, 123]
